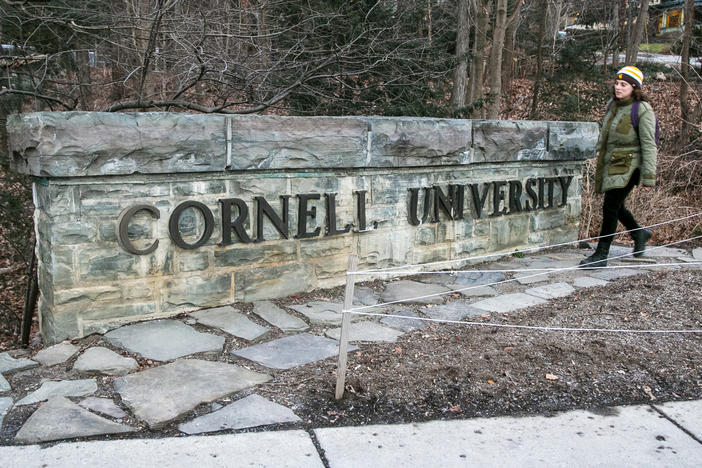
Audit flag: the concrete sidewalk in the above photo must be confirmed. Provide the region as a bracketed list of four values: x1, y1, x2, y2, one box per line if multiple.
[3, 400, 701, 467]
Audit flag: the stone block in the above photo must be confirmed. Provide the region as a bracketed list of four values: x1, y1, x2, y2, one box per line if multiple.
[368, 118, 471, 167]
[370, 173, 433, 205]
[229, 176, 288, 198]
[80, 303, 156, 321]
[450, 238, 489, 260]
[214, 242, 298, 268]
[290, 176, 340, 195]
[78, 249, 140, 282]
[365, 203, 401, 230]
[530, 211, 567, 231]
[8, 112, 227, 176]
[548, 121, 599, 160]
[162, 274, 232, 311]
[16, 379, 97, 406]
[472, 121, 547, 163]
[325, 321, 404, 343]
[413, 245, 449, 265]
[252, 301, 309, 332]
[34, 184, 79, 215]
[121, 282, 154, 300]
[473, 220, 490, 237]
[73, 347, 138, 376]
[416, 226, 436, 246]
[80, 182, 170, 201]
[228, 115, 368, 170]
[314, 255, 349, 279]
[79, 199, 122, 216]
[357, 229, 412, 268]
[178, 251, 210, 272]
[235, 263, 314, 302]
[300, 236, 352, 258]
[45, 245, 75, 288]
[178, 393, 301, 435]
[172, 180, 226, 196]
[490, 216, 530, 249]
[39, 299, 80, 344]
[98, 222, 118, 242]
[54, 285, 121, 306]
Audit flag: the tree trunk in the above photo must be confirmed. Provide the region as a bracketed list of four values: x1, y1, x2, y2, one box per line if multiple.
[530, 0, 547, 119]
[451, 0, 472, 111]
[626, 0, 650, 64]
[679, 0, 695, 145]
[486, 0, 507, 119]
[470, 0, 492, 118]
[501, 0, 524, 98]
[613, 0, 627, 68]
[75, 49, 93, 109]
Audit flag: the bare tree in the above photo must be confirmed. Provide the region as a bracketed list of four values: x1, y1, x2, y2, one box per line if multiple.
[625, 0, 650, 64]
[469, 0, 492, 117]
[0, 0, 456, 116]
[485, 0, 507, 119]
[679, 0, 697, 145]
[530, 0, 547, 118]
[450, 0, 472, 111]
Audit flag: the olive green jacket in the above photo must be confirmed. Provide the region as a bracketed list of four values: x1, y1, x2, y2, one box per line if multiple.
[594, 98, 657, 193]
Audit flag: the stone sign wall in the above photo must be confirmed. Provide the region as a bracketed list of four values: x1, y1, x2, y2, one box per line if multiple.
[6, 112, 598, 343]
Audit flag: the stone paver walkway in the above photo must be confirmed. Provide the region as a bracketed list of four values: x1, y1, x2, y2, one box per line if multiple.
[0, 244, 699, 445]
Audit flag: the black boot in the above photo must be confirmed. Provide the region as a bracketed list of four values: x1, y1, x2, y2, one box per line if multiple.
[579, 243, 610, 269]
[632, 229, 652, 258]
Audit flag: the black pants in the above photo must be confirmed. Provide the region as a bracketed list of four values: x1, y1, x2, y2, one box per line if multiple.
[598, 169, 640, 250]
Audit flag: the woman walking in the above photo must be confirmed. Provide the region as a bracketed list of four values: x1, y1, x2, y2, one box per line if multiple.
[580, 66, 657, 268]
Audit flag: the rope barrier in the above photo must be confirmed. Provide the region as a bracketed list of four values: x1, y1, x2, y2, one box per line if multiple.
[335, 214, 702, 399]
[351, 211, 702, 276]
[347, 235, 702, 312]
[344, 310, 702, 335]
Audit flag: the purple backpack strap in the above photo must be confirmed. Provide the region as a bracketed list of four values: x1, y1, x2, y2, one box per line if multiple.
[631, 100, 640, 130]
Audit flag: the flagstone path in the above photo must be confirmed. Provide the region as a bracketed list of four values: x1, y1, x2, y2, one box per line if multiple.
[0, 245, 700, 444]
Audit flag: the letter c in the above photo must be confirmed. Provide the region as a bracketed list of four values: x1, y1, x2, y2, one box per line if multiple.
[117, 205, 160, 255]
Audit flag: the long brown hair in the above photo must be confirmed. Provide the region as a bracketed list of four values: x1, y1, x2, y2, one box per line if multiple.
[611, 85, 648, 102]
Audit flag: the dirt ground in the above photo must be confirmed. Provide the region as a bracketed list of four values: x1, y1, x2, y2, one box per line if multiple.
[1, 264, 701, 444]
[257, 267, 702, 428]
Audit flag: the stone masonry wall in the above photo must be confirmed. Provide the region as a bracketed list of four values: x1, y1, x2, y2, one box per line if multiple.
[7, 112, 598, 343]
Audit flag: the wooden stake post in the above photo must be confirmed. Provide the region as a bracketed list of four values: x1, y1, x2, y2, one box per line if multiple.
[335, 254, 358, 400]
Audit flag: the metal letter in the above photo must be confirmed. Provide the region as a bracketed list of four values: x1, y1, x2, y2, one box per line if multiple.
[169, 201, 215, 250]
[407, 187, 432, 225]
[468, 183, 491, 219]
[219, 198, 252, 245]
[432, 185, 464, 222]
[525, 178, 538, 211]
[295, 193, 321, 239]
[354, 190, 368, 232]
[325, 193, 352, 236]
[557, 176, 573, 207]
[255, 196, 290, 242]
[490, 181, 508, 217]
[117, 204, 160, 255]
[508, 181, 523, 213]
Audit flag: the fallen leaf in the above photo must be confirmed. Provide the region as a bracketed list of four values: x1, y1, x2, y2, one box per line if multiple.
[504, 346, 514, 352]
[487, 379, 495, 385]
[449, 405, 462, 413]
[545, 373, 559, 381]
[394, 347, 403, 354]
[480, 314, 491, 320]
[643, 385, 657, 401]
